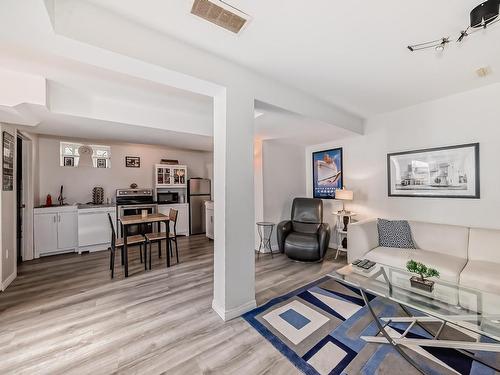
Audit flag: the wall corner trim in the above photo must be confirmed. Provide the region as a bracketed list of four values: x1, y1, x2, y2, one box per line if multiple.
[212, 299, 257, 321]
[1, 271, 16, 292]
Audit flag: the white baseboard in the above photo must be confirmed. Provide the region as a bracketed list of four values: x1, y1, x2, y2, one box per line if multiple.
[1, 271, 16, 291]
[212, 298, 257, 321]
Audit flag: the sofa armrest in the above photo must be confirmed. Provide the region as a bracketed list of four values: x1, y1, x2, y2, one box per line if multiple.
[347, 219, 379, 263]
[277, 220, 293, 253]
[318, 223, 331, 259]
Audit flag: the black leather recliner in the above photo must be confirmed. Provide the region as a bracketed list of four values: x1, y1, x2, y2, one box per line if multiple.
[277, 198, 330, 262]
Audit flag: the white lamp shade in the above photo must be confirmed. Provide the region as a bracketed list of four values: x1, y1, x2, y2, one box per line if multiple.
[335, 189, 353, 201]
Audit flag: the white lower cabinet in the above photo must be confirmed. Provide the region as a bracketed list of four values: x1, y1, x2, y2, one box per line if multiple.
[157, 203, 189, 236]
[34, 206, 78, 258]
[78, 207, 116, 253]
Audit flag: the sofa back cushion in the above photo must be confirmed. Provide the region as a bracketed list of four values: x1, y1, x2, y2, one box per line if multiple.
[468, 228, 500, 262]
[408, 221, 469, 259]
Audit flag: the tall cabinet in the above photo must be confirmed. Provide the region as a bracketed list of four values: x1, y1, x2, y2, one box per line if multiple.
[154, 164, 187, 188]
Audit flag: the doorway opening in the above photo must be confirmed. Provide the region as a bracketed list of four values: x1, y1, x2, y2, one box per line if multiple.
[16, 135, 23, 264]
[15, 132, 34, 265]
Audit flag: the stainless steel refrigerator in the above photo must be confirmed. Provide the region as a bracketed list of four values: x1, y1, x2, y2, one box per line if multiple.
[188, 178, 211, 235]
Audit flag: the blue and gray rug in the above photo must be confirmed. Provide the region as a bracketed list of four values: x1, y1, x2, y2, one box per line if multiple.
[243, 277, 497, 375]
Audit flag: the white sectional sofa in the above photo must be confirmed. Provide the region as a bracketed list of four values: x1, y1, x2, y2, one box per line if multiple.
[348, 219, 500, 312]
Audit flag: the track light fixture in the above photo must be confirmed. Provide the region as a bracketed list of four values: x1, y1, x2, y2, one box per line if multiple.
[408, 0, 499, 52]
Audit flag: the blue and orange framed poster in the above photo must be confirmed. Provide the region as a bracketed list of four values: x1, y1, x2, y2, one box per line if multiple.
[312, 148, 343, 199]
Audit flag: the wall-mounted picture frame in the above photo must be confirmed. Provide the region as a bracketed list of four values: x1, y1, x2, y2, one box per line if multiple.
[2, 131, 14, 191]
[96, 158, 107, 168]
[387, 143, 480, 199]
[63, 156, 75, 167]
[125, 156, 140, 168]
[312, 147, 343, 199]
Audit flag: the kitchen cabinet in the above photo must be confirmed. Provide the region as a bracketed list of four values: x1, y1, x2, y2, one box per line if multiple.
[154, 164, 187, 188]
[205, 201, 214, 240]
[157, 203, 189, 236]
[34, 206, 78, 258]
[78, 205, 116, 253]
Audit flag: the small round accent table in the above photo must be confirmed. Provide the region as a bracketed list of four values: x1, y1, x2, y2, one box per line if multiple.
[256, 222, 275, 258]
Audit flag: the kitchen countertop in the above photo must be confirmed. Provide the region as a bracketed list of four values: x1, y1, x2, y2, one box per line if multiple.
[77, 203, 115, 210]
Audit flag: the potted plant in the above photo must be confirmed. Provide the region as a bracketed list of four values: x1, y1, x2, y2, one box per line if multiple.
[406, 260, 440, 292]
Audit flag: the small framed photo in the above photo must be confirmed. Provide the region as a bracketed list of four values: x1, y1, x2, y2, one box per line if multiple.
[96, 158, 107, 168]
[125, 156, 140, 168]
[63, 156, 75, 167]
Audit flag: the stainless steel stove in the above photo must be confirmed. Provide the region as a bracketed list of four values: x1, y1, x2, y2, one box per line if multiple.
[116, 188, 157, 236]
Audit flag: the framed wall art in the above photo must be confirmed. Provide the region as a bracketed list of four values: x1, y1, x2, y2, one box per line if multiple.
[125, 156, 140, 168]
[2, 131, 14, 191]
[387, 143, 480, 199]
[312, 147, 343, 199]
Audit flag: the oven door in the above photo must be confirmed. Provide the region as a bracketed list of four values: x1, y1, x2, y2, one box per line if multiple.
[117, 204, 157, 237]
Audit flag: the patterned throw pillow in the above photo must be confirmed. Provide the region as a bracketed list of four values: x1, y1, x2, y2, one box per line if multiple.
[377, 219, 416, 249]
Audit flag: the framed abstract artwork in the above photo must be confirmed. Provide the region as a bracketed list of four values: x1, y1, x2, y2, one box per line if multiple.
[387, 143, 480, 199]
[312, 148, 343, 199]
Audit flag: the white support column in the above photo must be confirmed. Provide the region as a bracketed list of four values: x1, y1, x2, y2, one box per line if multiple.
[212, 87, 256, 321]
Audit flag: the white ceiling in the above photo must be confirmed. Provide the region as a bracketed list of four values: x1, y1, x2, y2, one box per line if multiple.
[0, 45, 340, 149]
[85, 0, 500, 116]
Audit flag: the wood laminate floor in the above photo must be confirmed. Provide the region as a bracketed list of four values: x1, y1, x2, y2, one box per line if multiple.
[0, 235, 345, 374]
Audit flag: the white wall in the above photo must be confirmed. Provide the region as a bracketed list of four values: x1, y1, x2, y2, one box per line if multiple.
[307, 83, 500, 232]
[38, 136, 213, 204]
[262, 140, 307, 248]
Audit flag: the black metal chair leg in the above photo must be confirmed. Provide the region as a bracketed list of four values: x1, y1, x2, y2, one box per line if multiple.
[109, 247, 113, 270]
[140, 244, 143, 263]
[159, 240, 162, 258]
[149, 241, 152, 270]
[111, 247, 115, 279]
[144, 243, 148, 270]
[121, 246, 124, 265]
[175, 239, 179, 264]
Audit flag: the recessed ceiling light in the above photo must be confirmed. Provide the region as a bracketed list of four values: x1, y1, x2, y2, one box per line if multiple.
[254, 111, 264, 119]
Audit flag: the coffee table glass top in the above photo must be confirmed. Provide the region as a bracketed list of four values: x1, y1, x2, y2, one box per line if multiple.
[329, 263, 500, 342]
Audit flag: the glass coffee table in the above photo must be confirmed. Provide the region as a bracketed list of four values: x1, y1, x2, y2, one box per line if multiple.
[329, 263, 500, 374]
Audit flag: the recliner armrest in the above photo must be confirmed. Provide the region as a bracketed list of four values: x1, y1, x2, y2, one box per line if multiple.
[318, 223, 330, 259]
[277, 220, 293, 253]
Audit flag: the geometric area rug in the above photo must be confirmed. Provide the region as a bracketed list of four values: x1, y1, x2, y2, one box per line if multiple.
[243, 277, 497, 375]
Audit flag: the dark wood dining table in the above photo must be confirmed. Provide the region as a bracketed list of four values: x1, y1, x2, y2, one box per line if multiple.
[119, 213, 170, 277]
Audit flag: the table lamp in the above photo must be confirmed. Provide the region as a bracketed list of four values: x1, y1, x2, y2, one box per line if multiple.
[335, 188, 353, 214]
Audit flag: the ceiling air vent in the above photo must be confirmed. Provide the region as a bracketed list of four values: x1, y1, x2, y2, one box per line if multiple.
[191, 0, 251, 34]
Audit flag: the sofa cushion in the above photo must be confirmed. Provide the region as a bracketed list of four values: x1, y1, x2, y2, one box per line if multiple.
[460, 260, 500, 294]
[408, 221, 469, 259]
[365, 246, 467, 283]
[459, 260, 500, 313]
[467, 228, 500, 263]
[377, 219, 416, 249]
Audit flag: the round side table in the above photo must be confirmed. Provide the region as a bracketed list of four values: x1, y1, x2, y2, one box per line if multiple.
[256, 222, 275, 258]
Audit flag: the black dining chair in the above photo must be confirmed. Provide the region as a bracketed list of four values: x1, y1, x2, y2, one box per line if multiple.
[168, 209, 180, 264]
[144, 208, 179, 269]
[108, 213, 146, 278]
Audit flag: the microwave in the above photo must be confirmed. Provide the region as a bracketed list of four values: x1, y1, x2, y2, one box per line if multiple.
[157, 191, 179, 204]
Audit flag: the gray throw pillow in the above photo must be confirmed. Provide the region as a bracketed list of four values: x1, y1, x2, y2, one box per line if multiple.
[377, 219, 416, 249]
